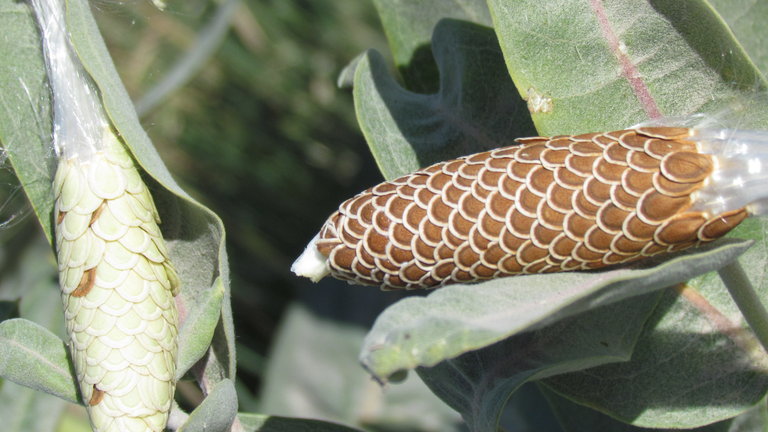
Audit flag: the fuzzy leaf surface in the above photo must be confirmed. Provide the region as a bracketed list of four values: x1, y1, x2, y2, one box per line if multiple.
[175, 277, 225, 380]
[415, 292, 662, 432]
[488, 0, 767, 135]
[541, 383, 768, 432]
[0, 0, 55, 241]
[709, 0, 768, 77]
[543, 283, 768, 428]
[361, 239, 750, 381]
[179, 378, 238, 432]
[0, 319, 78, 404]
[352, 19, 535, 180]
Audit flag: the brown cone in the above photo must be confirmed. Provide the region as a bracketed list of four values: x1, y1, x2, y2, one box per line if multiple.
[316, 127, 747, 290]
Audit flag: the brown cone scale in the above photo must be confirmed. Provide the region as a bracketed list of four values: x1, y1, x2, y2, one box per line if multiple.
[315, 127, 747, 290]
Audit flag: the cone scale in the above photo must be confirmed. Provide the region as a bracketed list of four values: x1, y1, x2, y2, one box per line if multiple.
[294, 126, 753, 290]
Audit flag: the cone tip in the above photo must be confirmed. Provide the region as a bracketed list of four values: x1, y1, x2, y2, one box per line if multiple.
[291, 234, 330, 282]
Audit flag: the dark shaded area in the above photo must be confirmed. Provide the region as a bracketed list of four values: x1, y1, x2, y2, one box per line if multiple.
[501, 383, 566, 432]
[415, 290, 663, 430]
[541, 384, 739, 432]
[399, 43, 440, 94]
[299, 277, 418, 330]
[367, 19, 536, 171]
[543, 288, 768, 424]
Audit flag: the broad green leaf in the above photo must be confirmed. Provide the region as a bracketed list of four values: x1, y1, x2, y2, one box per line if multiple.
[488, 0, 767, 136]
[176, 277, 225, 380]
[370, 0, 490, 92]
[352, 19, 536, 180]
[237, 413, 365, 432]
[543, 285, 768, 428]
[179, 378, 238, 432]
[0, 380, 68, 432]
[0, 318, 78, 404]
[259, 300, 464, 431]
[63, 0, 237, 381]
[0, 0, 55, 241]
[361, 239, 750, 381]
[415, 291, 662, 432]
[707, 0, 768, 79]
[542, 367, 768, 432]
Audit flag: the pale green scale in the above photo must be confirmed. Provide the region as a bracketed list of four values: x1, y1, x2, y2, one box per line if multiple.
[54, 128, 179, 432]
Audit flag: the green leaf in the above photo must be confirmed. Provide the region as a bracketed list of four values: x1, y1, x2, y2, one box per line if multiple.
[259, 300, 464, 431]
[352, 19, 536, 180]
[63, 0, 237, 381]
[703, 0, 768, 80]
[709, 0, 768, 76]
[361, 239, 750, 381]
[415, 291, 662, 432]
[237, 413, 366, 432]
[543, 284, 768, 428]
[487, 0, 767, 135]
[0, 380, 68, 432]
[370, 0, 490, 92]
[179, 378, 238, 432]
[176, 277, 225, 380]
[0, 318, 78, 404]
[541, 381, 768, 432]
[0, 0, 55, 242]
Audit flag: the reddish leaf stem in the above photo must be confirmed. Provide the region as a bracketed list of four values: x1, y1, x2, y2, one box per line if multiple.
[589, 0, 662, 119]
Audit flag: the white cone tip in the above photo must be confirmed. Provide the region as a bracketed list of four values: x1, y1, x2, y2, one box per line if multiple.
[291, 234, 330, 282]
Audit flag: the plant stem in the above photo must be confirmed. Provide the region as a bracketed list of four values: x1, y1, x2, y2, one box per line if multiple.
[719, 261, 768, 354]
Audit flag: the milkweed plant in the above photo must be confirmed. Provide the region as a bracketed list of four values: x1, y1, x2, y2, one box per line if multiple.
[1, 0, 768, 431]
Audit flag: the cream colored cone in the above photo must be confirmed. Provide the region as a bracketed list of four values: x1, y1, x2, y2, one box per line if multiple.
[54, 128, 179, 432]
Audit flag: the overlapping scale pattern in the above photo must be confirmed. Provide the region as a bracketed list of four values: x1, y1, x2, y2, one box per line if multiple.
[315, 127, 748, 290]
[54, 130, 179, 432]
